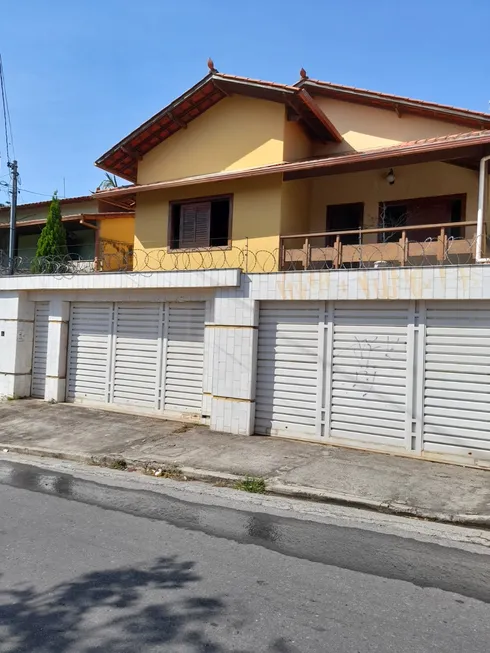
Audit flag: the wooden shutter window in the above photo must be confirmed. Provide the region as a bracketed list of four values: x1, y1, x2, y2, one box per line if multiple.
[179, 202, 211, 248]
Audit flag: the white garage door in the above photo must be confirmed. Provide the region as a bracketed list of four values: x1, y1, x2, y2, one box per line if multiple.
[67, 301, 205, 419]
[31, 302, 50, 399]
[255, 301, 411, 449]
[423, 301, 490, 456]
[255, 302, 321, 438]
[111, 303, 162, 409]
[164, 303, 206, 416]
[330, 302, 410, 449]
[67, 303, 113, 402]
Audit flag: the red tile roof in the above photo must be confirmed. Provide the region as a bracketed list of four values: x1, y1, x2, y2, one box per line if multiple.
[297, 78, 490, 128]
[95, 73, 342, 183]
[94, 129, 490, 199]
[0, 194, 93, 213]
[95, 70, 490, 185]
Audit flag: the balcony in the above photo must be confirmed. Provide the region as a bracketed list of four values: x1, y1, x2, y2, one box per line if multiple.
[279, 220, 481, 271]
[0, 222, 486, 277]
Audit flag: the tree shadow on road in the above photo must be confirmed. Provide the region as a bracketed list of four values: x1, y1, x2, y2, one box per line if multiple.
[0, 555, 238, 653]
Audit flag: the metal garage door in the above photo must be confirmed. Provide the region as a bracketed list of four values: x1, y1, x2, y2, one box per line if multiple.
[111, 303, 162, 409]
[164, 303, 206, 416]
[423, 301, 490, 456]
[67, 301, 205, 418]
[31, 302, 50, 398]
[255, 301, 412, 448]
[67, 303, 113, 402]
[329, 302, 410, 449]
[255, 302, 321, 437]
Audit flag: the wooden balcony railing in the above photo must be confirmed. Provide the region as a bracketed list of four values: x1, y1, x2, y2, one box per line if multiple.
[279, 220, 480, 270]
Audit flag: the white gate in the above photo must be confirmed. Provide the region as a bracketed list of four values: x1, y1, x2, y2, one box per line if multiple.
[67, 301, 205, 419]
[423, 301, 490, 458]
[31, 302, 50, 399]
[255, 299, 490, 462]
[111, 303, 162, 410]
[164, 302, 206, 416]
[328, 302, 411, 450]
[255, 302, 321, 438]
[67, 303, 113, 403]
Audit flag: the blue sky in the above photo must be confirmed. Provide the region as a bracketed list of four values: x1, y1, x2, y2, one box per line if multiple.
[1, 0, 489, 204]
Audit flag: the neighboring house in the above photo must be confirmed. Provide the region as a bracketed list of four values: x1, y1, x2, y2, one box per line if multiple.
[0, 195, 135, 271]
[1, 66, 490, 469]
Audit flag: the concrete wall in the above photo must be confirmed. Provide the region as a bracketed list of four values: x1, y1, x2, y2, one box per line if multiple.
[137, 96, 286, 185]
[2, 264, 490, 465]
[0, 292, 34, 398]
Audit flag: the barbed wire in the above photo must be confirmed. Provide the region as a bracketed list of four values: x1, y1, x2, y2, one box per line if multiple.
[0, 235, 480, 277]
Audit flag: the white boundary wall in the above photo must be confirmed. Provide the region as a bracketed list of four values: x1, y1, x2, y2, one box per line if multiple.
[2, 265, 490, 467]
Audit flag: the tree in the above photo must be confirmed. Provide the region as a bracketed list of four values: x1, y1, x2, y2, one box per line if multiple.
[98, 173, 119, 190]
[33, 192, 68, 272]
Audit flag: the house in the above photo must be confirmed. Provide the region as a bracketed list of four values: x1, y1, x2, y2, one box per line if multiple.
[1, 65, 490, 468]
[0, 194, 135, 271]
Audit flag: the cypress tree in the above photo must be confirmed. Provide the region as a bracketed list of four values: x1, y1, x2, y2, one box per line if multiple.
[33, 192, 68, 272]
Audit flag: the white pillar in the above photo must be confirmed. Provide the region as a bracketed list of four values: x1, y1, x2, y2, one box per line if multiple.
[0, 291, 34, 398]
[209, 281, 258, 435]
[44, 299, 70, 402]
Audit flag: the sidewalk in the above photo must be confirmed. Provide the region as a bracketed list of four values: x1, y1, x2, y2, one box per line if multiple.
[1, 399, 489, 527]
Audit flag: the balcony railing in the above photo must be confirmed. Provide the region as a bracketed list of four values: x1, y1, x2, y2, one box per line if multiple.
[0, 222, 485, 277]
[279, 220, 481, 270]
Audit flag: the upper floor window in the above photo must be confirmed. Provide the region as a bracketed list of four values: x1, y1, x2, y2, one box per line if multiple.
[169, 195, 231, 250]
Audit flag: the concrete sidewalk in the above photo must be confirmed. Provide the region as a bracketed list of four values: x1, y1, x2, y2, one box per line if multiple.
[1, 399, 489, 527]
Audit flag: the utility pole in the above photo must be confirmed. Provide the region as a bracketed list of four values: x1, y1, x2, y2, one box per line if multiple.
[7, 159, 18, 275]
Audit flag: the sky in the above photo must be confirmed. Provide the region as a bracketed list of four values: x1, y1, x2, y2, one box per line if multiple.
[0, 0, 489, 205]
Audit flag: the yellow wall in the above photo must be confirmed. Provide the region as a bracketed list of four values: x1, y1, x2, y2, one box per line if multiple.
[283, 120, 312, 162]
[99, 216, 134, 244]
[132, 162, 483, 271]
[137, 96, 286, 185]
[311, 97, 474, 155]
[281, 178, 311, 235]
[309, 162, 479, 241]
[133, 174, 283, 272]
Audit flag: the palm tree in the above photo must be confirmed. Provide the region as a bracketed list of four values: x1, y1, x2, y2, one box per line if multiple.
[98, 173, 119, 190]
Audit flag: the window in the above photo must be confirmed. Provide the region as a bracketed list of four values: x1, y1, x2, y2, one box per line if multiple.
[378, 195, 465, 243]
[378, 204, 408, 243]
[169, 196, 231, 249]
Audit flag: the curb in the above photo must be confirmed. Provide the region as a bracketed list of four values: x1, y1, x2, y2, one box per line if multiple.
[2, 444, 489, 529]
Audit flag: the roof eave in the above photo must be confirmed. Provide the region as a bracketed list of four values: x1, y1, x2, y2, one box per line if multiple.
[95, 72, 347, 181]
[93, 131, 490, 197]
[95, 73, 215, 168]
[298, 79, 490, 129]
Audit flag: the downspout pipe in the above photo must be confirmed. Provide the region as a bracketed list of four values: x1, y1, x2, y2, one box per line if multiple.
[476, 154, 490, 262]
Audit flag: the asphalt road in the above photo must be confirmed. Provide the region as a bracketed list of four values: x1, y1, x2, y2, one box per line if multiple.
[0, 456, 489, 653]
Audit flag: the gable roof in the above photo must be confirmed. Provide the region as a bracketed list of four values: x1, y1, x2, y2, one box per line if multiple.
[95, 69, 490, 185]
[95, 73, 342, 183]
[296, 78, 490, 130]
[94, 129, 490, 199]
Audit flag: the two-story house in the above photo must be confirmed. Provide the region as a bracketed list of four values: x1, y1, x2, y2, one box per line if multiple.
[2, 65, 490, 468]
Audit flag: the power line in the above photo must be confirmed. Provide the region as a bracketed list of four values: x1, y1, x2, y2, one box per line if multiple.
[0, 54, 14, 163]
[18, 187, 54, 198]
